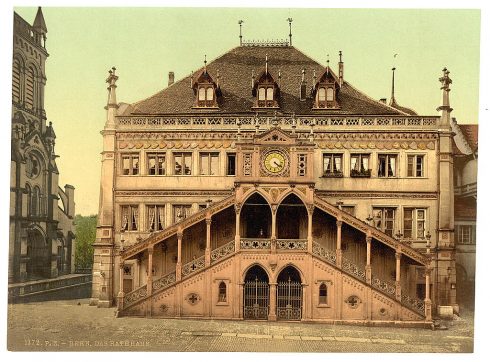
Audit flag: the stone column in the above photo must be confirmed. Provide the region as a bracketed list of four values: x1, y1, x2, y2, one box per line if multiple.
[336, 219, 343, 268]
[117, 261, 124, 310]
[365, 234, 372, 284]
[235, 204, 241, 251]
[269, 282, 277, 321]
[147, 247, 153, 296]
[271, 204, 277, 239]
[205, 218, 212, 267]
[395, 251, 401, 301]
[176, 232, 182, 281]
[425, 267, 432, 321]
[307, 204, 314, 253]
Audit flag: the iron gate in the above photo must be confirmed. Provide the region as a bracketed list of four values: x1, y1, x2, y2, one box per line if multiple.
[277, 277, 302, 320]
[243, 277, 269, 320]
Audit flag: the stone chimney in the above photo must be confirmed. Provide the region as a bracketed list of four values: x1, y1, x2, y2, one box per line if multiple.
[379, 98, 387, 104]
[168, 71, 175, 86]
[338, 51, 344, 87]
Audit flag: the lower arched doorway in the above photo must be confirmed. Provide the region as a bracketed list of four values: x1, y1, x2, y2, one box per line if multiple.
[243, 265, 269, 320]
[277, 266, 302, 321]
[26, 229, 50, 279]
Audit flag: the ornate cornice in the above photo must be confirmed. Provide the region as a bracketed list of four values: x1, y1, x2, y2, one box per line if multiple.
[115, 190, 233, 197]
[316, 191, 438, 199]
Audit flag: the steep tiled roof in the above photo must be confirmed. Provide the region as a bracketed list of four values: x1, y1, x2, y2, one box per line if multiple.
[459, 124, 478, 151]
[128, 46, 407, 116]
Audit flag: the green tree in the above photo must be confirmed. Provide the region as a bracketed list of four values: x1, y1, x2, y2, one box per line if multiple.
[74, 214, 97, 269]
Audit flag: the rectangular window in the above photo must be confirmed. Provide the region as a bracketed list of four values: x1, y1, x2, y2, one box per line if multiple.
[174, 152, 192, 175]
[403, 208, 426, 239]
[373, 207, 396, 237]
[147, 153, 166, 175]
[227, 153, 236, 175]
[147, 205, 165, 232]
[121, 205, 139, 231]
[200, 152, 219, 175]
[407, 155, 425, 177]
[121, 154, 139, 175]
[323, 154, 343, 177]
[173, 205, 192, 224]
[458, 225, 476, 244]
[378, 154, 397, 177]
[350, 154, 370, 177]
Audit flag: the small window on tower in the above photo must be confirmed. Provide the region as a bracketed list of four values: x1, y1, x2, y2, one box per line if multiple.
[258, 87, 266, 101]
[326, 87, 334, 101]
[198, 87, 206, 101]
[318, 87, 326, 101]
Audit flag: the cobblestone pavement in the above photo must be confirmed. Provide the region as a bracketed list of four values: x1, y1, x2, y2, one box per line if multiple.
[7, 299, 474, 352]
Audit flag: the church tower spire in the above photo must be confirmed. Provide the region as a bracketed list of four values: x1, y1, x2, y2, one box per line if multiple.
[33, 7, 47, 47]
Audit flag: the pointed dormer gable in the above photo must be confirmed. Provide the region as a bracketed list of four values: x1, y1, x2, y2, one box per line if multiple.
[254, 126, 296, 145]
[192, 69, 220, 108]
[312, 67, 340, 110]
[252, 59, 280, 109]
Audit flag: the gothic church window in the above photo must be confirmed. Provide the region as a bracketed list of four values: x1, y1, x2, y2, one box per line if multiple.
[25, 66, 36, 110]
[31, 186, 41, 216]
[26, 153, 41, 178]
[12, 58, 23, 103]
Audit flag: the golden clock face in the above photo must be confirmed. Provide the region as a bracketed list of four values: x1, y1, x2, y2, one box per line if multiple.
[264, 151, 286, 173]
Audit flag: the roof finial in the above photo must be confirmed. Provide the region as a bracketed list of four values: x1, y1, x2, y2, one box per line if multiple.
[204, 55, 207, 73]
[390, 67, 396, 104]
[327, 54, 330, 67]
[238, 20, 244, 46]
[338, 51, 344, 87]
[265, 54, 268, 74]
[287, 18, 293, 46]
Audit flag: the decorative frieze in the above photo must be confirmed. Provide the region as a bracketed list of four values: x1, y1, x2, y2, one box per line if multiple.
[317, 191, 438, 199]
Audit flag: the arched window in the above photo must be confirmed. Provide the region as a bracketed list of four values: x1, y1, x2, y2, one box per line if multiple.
[218, 281, 227, 302]
[198, 87, 206, 101]
[32, 186, 40, 216]
[326, 87, 334, 101]
[266, 87, 274, 101]
[12, 58, 22, 103]
[258, 87, 266, 101]
[318, 87, 326, 102]
[206, 87, 214, 101]
[319, 283, 327, 304]
[25, 66, 36, 110]
[25, 184, 32, 216]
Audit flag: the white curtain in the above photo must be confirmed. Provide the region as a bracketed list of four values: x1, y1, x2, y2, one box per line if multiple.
[361, 156, 369, 171]
[148, 207, 155, 231]
[158, 207, 165, 230]
[132, 207, 139, 230]
[334, 156, 341, 172]
[351, 157, 358, 171]
[389, 156, 396, 176]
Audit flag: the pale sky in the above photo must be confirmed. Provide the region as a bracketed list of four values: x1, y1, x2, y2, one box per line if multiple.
[8, 6, 482, 216]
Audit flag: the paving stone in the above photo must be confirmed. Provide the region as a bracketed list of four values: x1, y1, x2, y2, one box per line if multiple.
[301, 336, 323, 341]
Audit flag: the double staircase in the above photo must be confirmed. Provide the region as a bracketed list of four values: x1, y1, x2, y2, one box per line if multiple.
[119, 194, 429, 319]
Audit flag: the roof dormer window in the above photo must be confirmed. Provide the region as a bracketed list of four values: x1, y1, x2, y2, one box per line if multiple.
[252, 56, 280, 109]
[192, 55, 220, 109]
[313, 68, 340, 110]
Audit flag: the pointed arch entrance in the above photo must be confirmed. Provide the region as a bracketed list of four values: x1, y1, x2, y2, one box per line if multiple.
[243, 265, 269, 320]
[240, 193, 271, 238]
[276, 265, 303, 320]
[276, 193, 307, 239]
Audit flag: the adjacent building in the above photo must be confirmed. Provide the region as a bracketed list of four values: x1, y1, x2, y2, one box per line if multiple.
[90, 37, 465, 325]
[10, 8, 76, 283]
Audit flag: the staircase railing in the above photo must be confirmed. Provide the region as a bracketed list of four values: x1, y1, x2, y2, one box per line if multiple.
[152, 271, 176, 292]
[123, 284, 147, 308]
[312, 241, 424, 317]
[182, 255, 206, 277]
[313, 196, 428, 266]
[211, 240, 235, 264]
[312, 242, 337, 266]
[121, 194, 235, 260]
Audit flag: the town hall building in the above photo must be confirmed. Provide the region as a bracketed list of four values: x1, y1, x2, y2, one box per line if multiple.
[90, 34, 463, 326]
